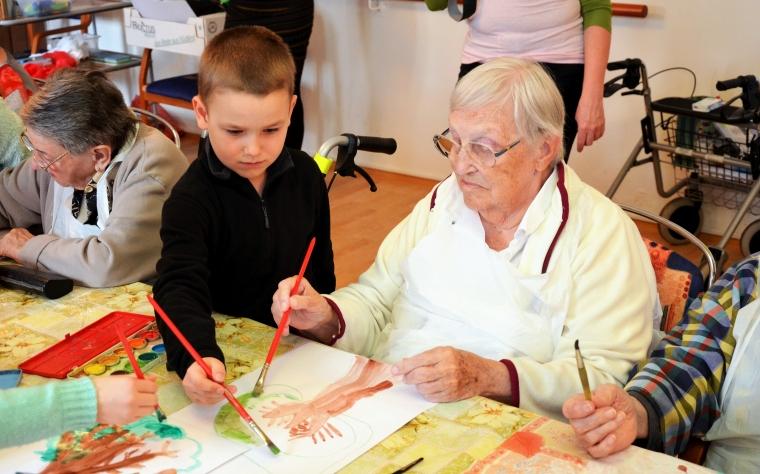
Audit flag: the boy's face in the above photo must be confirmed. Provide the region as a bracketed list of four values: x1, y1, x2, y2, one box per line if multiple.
[193, 88, 297, 190]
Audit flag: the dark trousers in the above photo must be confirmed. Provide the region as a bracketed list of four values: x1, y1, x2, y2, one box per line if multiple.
[225, 0, 315, 150]
[459, 62, 584, 163]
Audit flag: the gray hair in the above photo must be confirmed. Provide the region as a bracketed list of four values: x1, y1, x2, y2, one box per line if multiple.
[22, 69, 136, 155]
[451, 58, 565, 163]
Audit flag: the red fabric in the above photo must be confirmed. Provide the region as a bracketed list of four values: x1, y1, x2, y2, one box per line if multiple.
[643, 237, 693, 332]
[0, 65, 29, 101]
[22, 51, 77, 80]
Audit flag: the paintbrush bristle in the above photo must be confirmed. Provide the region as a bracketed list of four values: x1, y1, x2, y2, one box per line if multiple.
[156, 408, 167, 422]
[574, 339, 579, 350]
[267, 441, 281, 455]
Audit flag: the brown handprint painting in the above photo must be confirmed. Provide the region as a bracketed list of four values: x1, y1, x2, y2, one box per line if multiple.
[215, 354, 393, 448]
[261, 356, 393, 444]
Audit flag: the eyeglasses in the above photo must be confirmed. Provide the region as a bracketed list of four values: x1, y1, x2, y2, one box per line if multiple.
[433, 128, 520, 167]
[19, 131, 70, 170]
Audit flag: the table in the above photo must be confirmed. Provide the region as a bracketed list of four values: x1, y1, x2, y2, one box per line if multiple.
[0, 284, 712, 473]
[0, 0, 131, 54]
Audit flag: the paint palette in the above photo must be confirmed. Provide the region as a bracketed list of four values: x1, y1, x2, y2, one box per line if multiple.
[69, 325, 167, 379]
[19, 312, 156, 379]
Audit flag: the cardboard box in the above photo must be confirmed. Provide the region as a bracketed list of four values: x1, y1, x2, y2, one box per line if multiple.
[123, 8, 225, 56]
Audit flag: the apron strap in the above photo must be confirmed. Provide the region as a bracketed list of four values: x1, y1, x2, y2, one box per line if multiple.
[542, 162, 569, 274]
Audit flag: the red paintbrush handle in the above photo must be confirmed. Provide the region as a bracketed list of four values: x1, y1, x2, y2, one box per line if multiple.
[148, 294, 255, 423]
[115, 325, 145, 379]
[264, 237, 316, 365]
[223, 389, 253, 422]
[147, 294, 214, 380]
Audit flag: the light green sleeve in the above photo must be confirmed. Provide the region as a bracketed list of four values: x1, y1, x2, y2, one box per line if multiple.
[0, 377, 98, 448]
[580, 0, 612, 31]
[0, 97, 26, 170]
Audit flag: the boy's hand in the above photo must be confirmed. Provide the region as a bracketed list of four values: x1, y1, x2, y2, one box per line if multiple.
[182, 357, 233, 404]
[562, 384, 646, 458]
[93, 374, 158, 425]
[271, 276, 335, 339]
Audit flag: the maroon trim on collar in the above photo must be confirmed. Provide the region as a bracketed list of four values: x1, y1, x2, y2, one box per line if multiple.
[500, 359, 520, 407]
[323, 297, 346, 346]
[541, 163, 569, 274]
[429, 183, 442, 210]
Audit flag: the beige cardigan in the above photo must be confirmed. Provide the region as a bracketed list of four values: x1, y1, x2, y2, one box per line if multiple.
[0, 124, 188, 287]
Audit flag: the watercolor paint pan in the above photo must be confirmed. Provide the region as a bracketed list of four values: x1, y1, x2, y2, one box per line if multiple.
[19, 312, 154, 379]
[69, 324, 167, 378]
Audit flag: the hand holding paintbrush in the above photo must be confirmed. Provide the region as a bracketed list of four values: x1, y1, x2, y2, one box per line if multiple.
[115, 324, 167, 422]
[252, 237, 316, 397]
[148, 294, 281, 454]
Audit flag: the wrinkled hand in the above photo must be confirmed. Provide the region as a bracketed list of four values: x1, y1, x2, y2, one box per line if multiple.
[562, 384, 645, 458]
[271, 276, 334, 338]
[182, 357, 234, 404]
[93, 374, 158, 425]
[391, 346, 509, 403]
[575, 92, 605, 152]
[0, 228, 33, 262]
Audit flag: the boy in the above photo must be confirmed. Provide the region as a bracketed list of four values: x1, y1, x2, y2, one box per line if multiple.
[153, 26, 335, 404]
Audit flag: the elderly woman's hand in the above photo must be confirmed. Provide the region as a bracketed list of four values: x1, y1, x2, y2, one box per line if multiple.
[0, 228, 33, 262]
[271, 276, 339, 344]
[391, 346, 511, 403]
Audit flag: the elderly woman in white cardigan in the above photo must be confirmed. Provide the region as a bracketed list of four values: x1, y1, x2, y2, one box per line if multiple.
[271, 58, 659, 420]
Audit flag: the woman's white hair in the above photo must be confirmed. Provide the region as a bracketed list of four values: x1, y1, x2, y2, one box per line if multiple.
[451, 57, 565, 163]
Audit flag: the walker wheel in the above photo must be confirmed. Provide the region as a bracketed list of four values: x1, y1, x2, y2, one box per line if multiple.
[740, 219, 760, 256]
[659, 198, 703, 245]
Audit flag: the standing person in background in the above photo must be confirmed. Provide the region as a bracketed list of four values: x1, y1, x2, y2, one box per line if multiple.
[224, 0, 314, 149]
[458, 0, 612, 161]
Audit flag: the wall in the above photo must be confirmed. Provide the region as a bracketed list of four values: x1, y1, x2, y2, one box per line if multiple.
[94, 0, 760, 236]
[303, 0, 760, 239]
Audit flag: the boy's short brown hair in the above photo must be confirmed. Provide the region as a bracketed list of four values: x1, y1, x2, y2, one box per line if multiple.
[198, 26, 295, 101]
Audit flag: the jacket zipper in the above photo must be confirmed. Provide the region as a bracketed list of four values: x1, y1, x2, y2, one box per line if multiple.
[261, 199, 270, 229]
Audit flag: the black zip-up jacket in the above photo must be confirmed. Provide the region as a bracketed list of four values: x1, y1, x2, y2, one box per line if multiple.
[153, 138, 335, 378]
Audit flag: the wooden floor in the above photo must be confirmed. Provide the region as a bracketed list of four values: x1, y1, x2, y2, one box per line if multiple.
[179, 134, 741, 286]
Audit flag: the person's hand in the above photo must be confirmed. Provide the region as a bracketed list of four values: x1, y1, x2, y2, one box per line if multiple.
[93, 374, 158, 425]
[562, 384, 647, 458]
[0, 228, 33, 261]
[182, 357, 233, 404]
[271, 276, 335, 338]
[391, 346, 509, 402]
[575, 92, 605, 152]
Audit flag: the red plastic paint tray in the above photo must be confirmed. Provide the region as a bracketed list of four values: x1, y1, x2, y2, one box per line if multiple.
[19, 311, 154, 379]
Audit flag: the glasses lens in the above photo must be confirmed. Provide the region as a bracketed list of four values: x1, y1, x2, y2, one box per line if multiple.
[467, 142, 497, 166]
[20, 133, 34, 153]
[436, 136, 457, 157]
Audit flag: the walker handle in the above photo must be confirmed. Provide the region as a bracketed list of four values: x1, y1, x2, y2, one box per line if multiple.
[607, 58, 641, 71]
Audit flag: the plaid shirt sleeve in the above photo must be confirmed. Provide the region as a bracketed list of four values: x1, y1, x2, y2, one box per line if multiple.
[625, 256, 760, 455]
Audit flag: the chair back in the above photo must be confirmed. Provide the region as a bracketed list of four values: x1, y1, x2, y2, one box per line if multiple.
[620, 204, 716, 332]
[131, 107, 181, 149]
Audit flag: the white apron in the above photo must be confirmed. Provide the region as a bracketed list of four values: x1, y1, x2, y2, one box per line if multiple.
[49, 156, 123, 239]
[703, 298, 760, 473]
[373, 183, 571, 363]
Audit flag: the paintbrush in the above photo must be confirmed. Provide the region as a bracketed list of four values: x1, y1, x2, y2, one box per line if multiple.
[252, 236, 316, 397]
[114, 324, 167, 422]
[147, 294, 281, 455]
[574, 339, 592, 401]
